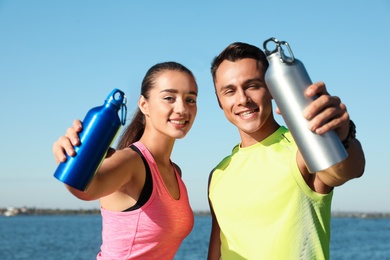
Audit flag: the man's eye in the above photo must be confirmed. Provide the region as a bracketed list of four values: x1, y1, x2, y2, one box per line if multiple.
[223, 89, 234, 95]
[186, 97, 197, 103]
[248, 84, 259, 89]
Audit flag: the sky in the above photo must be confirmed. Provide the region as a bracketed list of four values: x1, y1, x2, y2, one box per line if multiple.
[0, 1, 389, 213]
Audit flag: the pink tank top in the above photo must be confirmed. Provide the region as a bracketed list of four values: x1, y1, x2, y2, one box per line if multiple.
[97, 142, 194, 260]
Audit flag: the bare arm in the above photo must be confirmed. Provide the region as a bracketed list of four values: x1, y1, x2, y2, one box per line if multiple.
[207, 201, 221, 260]
[207, 170, 221, 260]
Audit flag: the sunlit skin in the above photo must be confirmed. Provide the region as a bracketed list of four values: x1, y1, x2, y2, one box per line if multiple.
[214, 58, 279, 147]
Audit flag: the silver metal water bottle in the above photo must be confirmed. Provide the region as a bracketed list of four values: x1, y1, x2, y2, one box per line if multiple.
[53, 88, 127, 191]
[263, 37, 347, 172]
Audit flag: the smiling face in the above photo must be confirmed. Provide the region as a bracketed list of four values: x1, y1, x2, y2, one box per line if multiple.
[214, 58, 278, 146]
[140, 70, 198, 140]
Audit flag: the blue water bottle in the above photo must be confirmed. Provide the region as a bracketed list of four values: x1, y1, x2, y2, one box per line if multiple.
[54, 88, 127, 191]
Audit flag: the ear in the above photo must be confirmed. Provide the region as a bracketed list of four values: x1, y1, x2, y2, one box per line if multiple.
[138, 95, 149, 115]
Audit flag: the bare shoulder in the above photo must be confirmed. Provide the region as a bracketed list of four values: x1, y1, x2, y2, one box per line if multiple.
[99, 147, 145, 180]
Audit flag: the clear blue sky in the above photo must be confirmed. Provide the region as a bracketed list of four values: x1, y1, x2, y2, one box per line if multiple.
[0, 1, 389, 212]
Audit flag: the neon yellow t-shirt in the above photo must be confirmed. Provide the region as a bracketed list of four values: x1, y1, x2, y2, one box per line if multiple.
[209, 127, 332, 260]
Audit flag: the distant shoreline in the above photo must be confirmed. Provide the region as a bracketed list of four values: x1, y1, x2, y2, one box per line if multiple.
[1, 207, 390, 218]
[0, 207, 210, 217]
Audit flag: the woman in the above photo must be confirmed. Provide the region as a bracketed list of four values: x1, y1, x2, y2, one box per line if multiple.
[53, 61, 198, 259]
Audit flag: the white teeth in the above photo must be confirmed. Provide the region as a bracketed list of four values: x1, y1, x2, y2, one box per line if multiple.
[171, 120, 186, 125]
[239, 111, 253, 116]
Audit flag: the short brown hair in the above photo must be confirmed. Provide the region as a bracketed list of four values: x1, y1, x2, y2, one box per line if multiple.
[210, 42, 269, 85]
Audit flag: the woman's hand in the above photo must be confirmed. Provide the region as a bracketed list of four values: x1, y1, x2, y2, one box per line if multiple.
[52, 119, 83, 163]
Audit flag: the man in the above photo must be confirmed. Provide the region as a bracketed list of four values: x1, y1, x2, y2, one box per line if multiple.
[207, 42, 365, 260]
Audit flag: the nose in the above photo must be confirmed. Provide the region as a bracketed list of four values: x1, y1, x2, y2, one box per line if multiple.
[237, 88, 250, 105]
[174, 99, 188, 115]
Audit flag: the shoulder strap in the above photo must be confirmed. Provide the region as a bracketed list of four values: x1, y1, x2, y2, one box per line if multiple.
[122, 144, 153, 211]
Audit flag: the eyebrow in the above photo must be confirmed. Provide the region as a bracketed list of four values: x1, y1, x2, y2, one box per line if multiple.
[160, 89, 198, 96]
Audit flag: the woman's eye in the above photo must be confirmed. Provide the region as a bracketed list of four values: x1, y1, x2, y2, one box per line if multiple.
[163, 96, 175, 102]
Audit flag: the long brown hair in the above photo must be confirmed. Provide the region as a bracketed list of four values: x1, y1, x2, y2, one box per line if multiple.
[116, 61, 196, 149]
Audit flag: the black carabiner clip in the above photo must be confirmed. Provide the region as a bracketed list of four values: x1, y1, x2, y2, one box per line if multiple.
[263, 37, 280, 56]
[120, 95, 127, 126]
